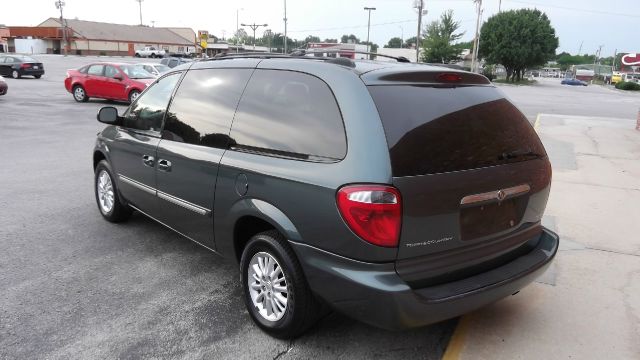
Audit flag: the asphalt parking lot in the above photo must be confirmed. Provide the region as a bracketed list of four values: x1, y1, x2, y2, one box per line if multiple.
[0, 55, 455, 359]
[1, 55, 638, 360]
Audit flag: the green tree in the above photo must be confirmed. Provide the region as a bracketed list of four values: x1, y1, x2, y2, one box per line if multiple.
[385, 37, 403, 48]
[404, 36, 418, 49]
[421, 10, 465, 63]
[324, 38, 338, 43]
[341, 34, 360, 43]
[303, 35, 321, 44]
[479, 9, 558, 81]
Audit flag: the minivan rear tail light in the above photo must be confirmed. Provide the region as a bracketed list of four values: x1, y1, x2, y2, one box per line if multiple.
[336, 185, 402, 247]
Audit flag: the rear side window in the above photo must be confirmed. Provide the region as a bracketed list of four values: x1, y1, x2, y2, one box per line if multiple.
[368, 86, 546, 176]
[87, 65, 104, 76]
[163, 69, 253, 148]
[229, 70, 346, 161]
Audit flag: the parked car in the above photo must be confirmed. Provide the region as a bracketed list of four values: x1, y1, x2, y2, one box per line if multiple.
[0, 76, 7, 95]
[160, 57, 193, 68]
[65, 63, 155, 103]
[137, 63, 171, 77]
[134, 46, 166, 58]
[0, 55, 44, 79]
[561, 78, 587, 86]
[92, 55, 559, 339]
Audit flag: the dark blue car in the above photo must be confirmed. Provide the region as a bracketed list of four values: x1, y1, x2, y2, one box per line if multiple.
[561, 78, 587, 86]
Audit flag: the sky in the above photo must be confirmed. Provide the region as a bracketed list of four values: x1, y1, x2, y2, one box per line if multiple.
[2, 0, 638, 56]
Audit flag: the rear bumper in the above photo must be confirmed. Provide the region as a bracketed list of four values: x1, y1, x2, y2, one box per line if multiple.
[21, 69, 45, 76]
[291, 227, 559, 330]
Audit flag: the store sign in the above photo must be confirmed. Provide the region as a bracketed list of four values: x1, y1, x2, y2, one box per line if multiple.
[622, 53, 640, 66]
[198, 30, 208, 49]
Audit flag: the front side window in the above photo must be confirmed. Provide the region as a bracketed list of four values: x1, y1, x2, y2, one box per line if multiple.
[87, 65, 104, 76]
[123, 72, 181, 132]
[229, 70, 346, 161]
[163, 68, 252, 148]
[104, 65, 119, 78]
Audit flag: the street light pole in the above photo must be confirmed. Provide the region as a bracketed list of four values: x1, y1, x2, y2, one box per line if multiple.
[241, 23, 268, 51]
[135, 0, 143, 26]
[364, 7, 376, 54]
[471, 0, 483, 72]
[236, 8, 243, 53]
[398, 25, 404, 48]
[54, 0, 67, 55]
[283, 0, 288, 54]
[414, 0, 426, 62]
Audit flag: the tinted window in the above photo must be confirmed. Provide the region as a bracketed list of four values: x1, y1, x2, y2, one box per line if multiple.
[87, 65, 104, 76]
[104, 65, 119, 78]
[123, 72, 181, 132]
[230, 70, 346, 160]
[163, 69, 252, 148]
[368, 85, 546, 176]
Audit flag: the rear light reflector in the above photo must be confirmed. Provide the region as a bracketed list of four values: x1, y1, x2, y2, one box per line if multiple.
[336, 185, 402, 247]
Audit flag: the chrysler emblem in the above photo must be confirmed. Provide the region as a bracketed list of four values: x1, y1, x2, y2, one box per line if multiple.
[496, 190, 506, 201]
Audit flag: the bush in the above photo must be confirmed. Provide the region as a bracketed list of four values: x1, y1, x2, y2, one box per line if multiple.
[615, 81, 640, 91]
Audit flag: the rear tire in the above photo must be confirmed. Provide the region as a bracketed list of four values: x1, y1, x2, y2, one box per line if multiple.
[11, 70, 20, 79]
[240, 230, 323, 339]
[128, 89, 140, 103]
[135, 53, 141, 58]
[34, 75, 42, 79]
[94, 160, 132, 222]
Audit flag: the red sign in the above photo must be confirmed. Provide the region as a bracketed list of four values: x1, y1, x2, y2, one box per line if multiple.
[622, 53, 640, 66]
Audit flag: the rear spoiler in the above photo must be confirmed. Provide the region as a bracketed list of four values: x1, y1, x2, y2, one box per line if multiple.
[362, 68, 491, 86]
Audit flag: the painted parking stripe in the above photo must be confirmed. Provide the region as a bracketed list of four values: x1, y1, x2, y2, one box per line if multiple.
[441, 314, 475, 360]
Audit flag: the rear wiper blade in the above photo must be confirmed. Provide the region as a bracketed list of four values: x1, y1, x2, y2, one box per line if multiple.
[498, 149, 542, 160]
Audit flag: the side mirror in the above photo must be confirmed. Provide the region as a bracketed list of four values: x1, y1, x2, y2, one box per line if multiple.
[97, 106, 121, 124]
[113, 74, 123, 81]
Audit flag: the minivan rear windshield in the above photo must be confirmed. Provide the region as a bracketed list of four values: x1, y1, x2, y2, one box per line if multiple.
[368, 85, 546, 177]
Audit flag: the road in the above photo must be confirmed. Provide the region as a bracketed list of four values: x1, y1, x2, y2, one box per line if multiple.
[0, 55, 454, 360]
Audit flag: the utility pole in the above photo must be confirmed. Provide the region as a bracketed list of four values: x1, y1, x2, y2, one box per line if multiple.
[265, 29, 273, 51]
[236, 8, 243, 53]
[151, 20, 155, 28]
[283, 0, 288, 54]
[135, 0, 143, 26]
[398, 25, 404, 48]
[499, 0, 502, 12]
[364, 7, 376, 53]
[578, 40, 583, 55]
[54, 0, 67, 55]
[471, 0, 483, 72]
[241, 23, 268, 51]
[414, 0, 426, 62]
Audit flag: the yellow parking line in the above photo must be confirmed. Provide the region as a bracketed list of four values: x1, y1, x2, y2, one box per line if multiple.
[441, 314, 474, 360]
[534, 113, 542, 130]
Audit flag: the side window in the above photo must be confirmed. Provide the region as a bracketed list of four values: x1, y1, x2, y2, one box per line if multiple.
[163, 69, 252, 148]
[230, 70, 346, 160]
[78, 65, 89, 74]
[123, 72, 181, 132]
[87, 65, 104, 76]
[143, 65, 154, 74]
[169, 59, 178, 67]
[104, 65, 119, 78]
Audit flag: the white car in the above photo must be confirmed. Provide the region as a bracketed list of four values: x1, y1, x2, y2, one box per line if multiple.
[137, 63, 171, 77]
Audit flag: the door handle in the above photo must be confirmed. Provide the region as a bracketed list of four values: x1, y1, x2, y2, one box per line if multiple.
[158, 159, 172, 172]
[142, 155, 155, 167]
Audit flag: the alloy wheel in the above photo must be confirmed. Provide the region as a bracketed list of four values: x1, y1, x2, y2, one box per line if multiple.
[248, 252, 289, 322]
[97, 170, 115, 214]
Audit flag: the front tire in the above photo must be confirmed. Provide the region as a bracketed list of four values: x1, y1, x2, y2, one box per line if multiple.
[94, 160, 131, 222]
[240, 230, 323, 339]
[72, 85, 89, 102]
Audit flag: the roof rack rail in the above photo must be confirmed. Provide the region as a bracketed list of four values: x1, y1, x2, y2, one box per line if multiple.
[298, 49, 411, 63]
[206, 52, 356, 67]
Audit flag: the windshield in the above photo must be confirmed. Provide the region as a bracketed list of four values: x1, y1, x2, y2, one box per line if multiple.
[121, 65, 154, 79]
[155, 64, 171, 73]
[19, 56, 38, 63]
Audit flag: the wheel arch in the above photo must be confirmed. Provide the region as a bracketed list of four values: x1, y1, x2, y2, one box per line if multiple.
[230, 199, 302, 263]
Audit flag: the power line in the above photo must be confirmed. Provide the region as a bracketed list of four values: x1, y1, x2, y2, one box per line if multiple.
[287, 19, 417, 33]
[507, 0, 640, 18]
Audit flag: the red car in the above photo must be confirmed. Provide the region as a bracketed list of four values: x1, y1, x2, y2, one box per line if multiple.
[64, 62, 155, 103]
